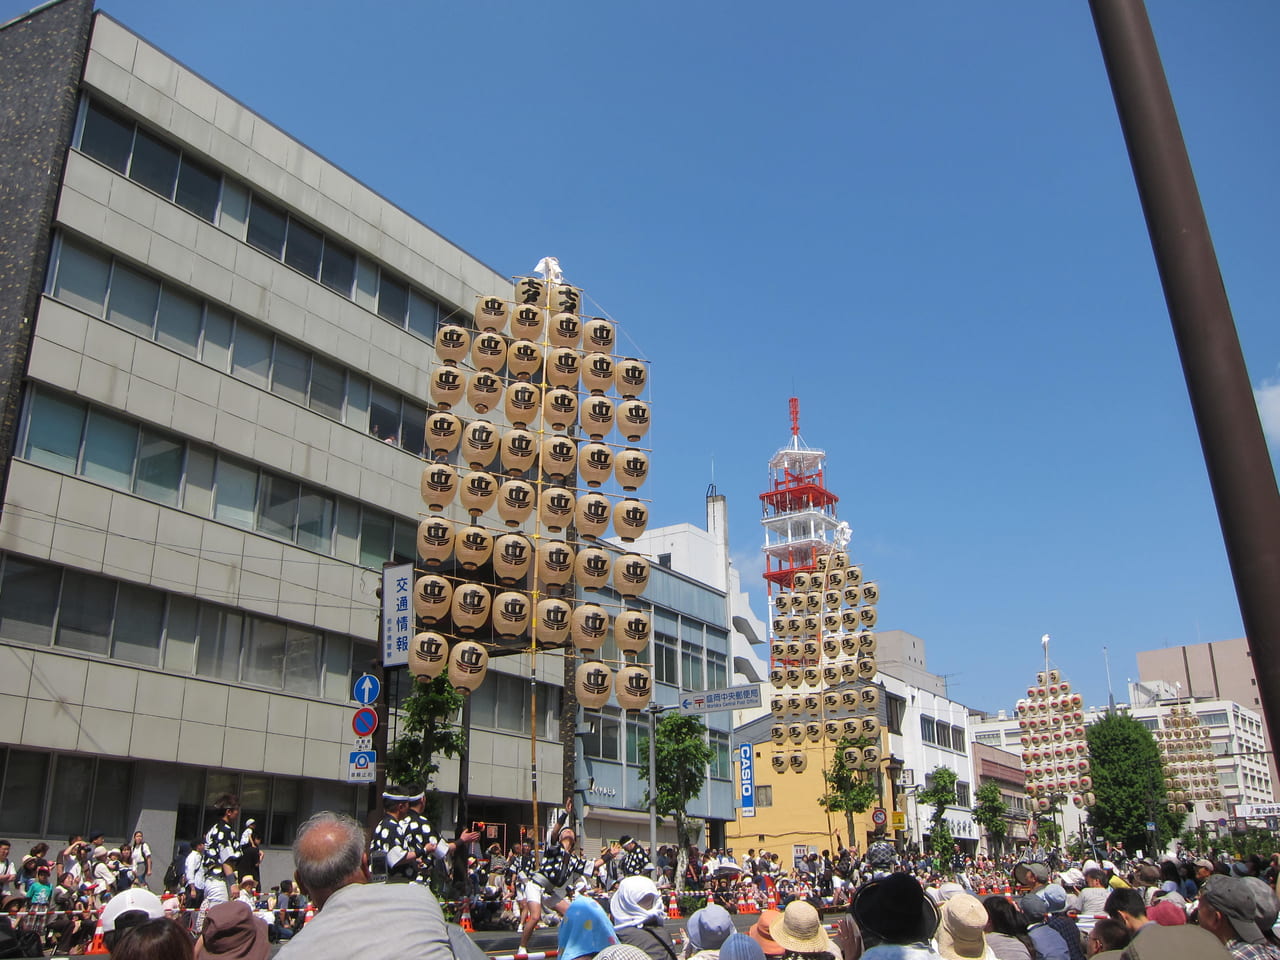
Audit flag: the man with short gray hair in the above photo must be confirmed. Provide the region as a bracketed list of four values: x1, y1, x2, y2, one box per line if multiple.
[278, 811, 456, 960]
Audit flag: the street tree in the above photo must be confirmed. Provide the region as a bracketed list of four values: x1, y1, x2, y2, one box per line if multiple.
[818, 738, 881, 844]
[638, 712, 714, 890]
[973, 781, 1009, 856]
[919, 766, 958, 858]
[1086, 711, 1184, 853]
[386, 674, 465, 825]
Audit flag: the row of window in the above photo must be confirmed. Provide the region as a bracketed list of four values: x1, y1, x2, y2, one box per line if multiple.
[47, 236, 432, 458]
[466, 673, 561, 741]
[0, 748, 132, 839]
[652, 633, 728, 693]
[920, 716, 967, 754]
[0, 552, 374, 698]
[23, 388, 417, 568]
[581, 706, 732, 780]
[77, 99, 460, 341]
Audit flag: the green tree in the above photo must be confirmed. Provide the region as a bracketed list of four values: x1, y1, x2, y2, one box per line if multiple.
[386, 674, 465, 822]
[973, 781, 1009, 856]
[919, 766, 958, 857]
[638, 713, 714, 891]
[818, 738, 881, 842]
[1086, 712, 1184, 853]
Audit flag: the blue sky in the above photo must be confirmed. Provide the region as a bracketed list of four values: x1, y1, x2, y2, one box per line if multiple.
[8, 0, 1278, 716]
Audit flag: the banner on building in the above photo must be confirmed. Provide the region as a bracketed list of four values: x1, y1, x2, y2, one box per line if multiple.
[382, 561, 413, 667]
[740, 743, 755, 818]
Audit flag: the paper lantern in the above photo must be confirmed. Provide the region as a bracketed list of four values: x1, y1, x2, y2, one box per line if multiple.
[575, 546, 613, 590]
[538, 487, 576, 533]
[769, 668, 785, 689]
[473, 295, 509, 333]
[856, 656, 877, 680]
[547, 347, 581, 389]
[845, 565, 863, 586]
[615, 358, 647, 398]
[582, 316, 615, 352]
[801, 640, 820, 660]
[773, 594, 789, 613]
[822, 690, 840, 711]
[823, 590, 842, 611]
[543, 388, 578, 433]
[510, 304, 545, 339]
[460, 470, 498, 517]
[770, 724, 787, 745]
[798, 592, 818, 614]
[581, 353, 616, 394]
[497, 479, 535, 527]
[783, 640, 802, 660]
[413, 575, 453, 623]
[419, 462, 458, 511]
[802, 665, 821, 686]
[500, 429, 537, 476]
[614, 553, 651, 597]
[536, 540, 575, 588]
[466, 371, 502, 414]
[861, 745, 881, 768]
[792, 572, 810, 591]
[429, 365, 465, 409]
[434, 324, 471, 364]
[579, 442, 614, 487]
[616, 609, 651, 654]
[770, 695, 786, 716]
[824, 720, 842, 743]
[506, 339, 542, 380]
[613, 499, 649, 542]
[450, 584, 491, 633]
[549, 312, 581, 347]
[417, 517, 455, 567]
[493, 591, 531, 640]
[802, 721, 821, 743]
[1047, 669, 1060, 684]
[551, 283, 582, 315]
[841, 690, 859, 711]
[821, 665, 840, 685]
[409, 631, 449, 681]
[840, 661, 859, 683]
[785, 666, 803, 688]
[580, 396, 615, 440]
[801, 615, 819, 636]
[769, 754, 786, 774]
[843, 585, 862, 609]
[535, 597, 572, 645]
[859, 687, 880, 713]
[785, 694, 803, 716]
[574, 661, 613, 710]
[575, 493, 613, 539]
[842, 746, 862, 769]
[826, 568, 846, 590]
[455, 525, 494, 571]
[771, 617, 787, 638]
[821, 637, 840, 659]
[859, 606, 878, 628]
[860, 716, 882, 740]
[617, 399, 651, 442]
[503, 383, 542, 429]
[461, 420, 499, 470]
[787, 723, 805, 744]
[856, 631, 877, 656]
[492, 534, 532, 585]
[861, 583, 880, 605]
[615, 665, 652, 710]
[571, 604, 610, 652]
[426, 411, 463, 457]
[540, 436, 577, 481]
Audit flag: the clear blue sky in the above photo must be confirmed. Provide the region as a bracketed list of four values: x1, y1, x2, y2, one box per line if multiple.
[8, 0, 1278, 716]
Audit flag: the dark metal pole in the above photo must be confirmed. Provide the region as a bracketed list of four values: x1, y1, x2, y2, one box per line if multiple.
[1087, 0, 1280, 746]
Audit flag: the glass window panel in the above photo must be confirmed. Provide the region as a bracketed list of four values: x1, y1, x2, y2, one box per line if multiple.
[47, 755, 94, 837]
[196, 606, 243, 683]
[134, 429, 182, 506]
[319, 241, 355, 297]
[105, 262, 160, 337]
[296, 487, 334, 553]
[91, 760, 132, 839]
[323, 634, 351, 702]
[183, 445, 215, 517]
[163, 595, 198, 675]
[240, 775, 270, 842]
[270, 779, 300, 847]
[79, 101, 134, 173]
[601, 711, 620, 761]
[392, 520, 415, 566]
[214, 458, 258, 529]
[175, 155, 220, 222]
[283, 220, 323, 279]
[245, 197, 287, 259]
[270, 340, 309, 405]
[25, 391, 85, 473]
[52, 238, 110, 316]
[470, 677, 499, 730]
[155, 287, 202, 357]
[359, 510, 392, 568]
[0, 556, 59, 646]
[369, 387, 400, 444]
[231, 325, 272, 389]
[82, 409, 138, 490]
[308, 356, 345, 421]
[348, 641, 376, 698]
[1, 750, 49, 835]
[407, 290, 438, 340]
[200, 306, 234, 372]
[244, 618, 286, 688]
[257, 474, 299, 541]
[401, 404, 426, 458]
[345, 374, 369, 427]
[128, 128, 180, 199]
[334, 500, 361, 564]
[283, 626, 321, 696]
[376, 273, 408, 325]
[56, 571, 115, 655]
[112, 583, 164, 666]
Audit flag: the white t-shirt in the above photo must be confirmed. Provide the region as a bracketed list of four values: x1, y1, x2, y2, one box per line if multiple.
[185, 850, 205, 890]
[132, 843, 151, 874]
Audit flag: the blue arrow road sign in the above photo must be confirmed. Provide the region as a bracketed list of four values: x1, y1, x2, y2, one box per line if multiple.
[353, 673, 380, 705]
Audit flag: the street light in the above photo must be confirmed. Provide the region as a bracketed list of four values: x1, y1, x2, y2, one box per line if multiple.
[647, 702, 678, 881]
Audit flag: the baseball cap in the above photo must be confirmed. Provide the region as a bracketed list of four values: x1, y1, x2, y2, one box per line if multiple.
[1202, 875, 1265, 944]
[102, 888, 164, 932]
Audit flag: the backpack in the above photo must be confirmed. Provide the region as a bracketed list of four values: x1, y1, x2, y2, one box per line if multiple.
[115, 867, 135, 893]
[163, 857, 184, 891]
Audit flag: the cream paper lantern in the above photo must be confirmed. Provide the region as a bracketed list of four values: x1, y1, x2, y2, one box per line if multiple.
[547, 347, 581, 389]
[793, 572, 811, 592]
[538, 487, 577, 533]
[455, 525, 494, 571]
[575, 493, 613, 539]
[503, 383, 542, 429]
[802, 665, 821, 686]
[575, 546, 613, 590]
[579, 442, 614, 488]
[801, 640, 820, 660]
[450, 584, 491, 634]
[860, 717, 882, 740]
[801, 615, 820, 636]
[583, 317, 615, 353]
[540, 436, 577, 481]
[822, 637, 840, 660]
[840, 661, 859, 683]
[501, 429, 538, 477]
[786, 694, 803, 716]
[787, 723, 805, 745]
[843, 585, 862, 609]
[460, 470, 498, 517]
[770, 617, 787, 639]
[510, 304, 546, 339]
[552, 283, 582, 316]
[535, 597, 572, 646]
[804, 592, 822, 613]
[461, 420, 499, 470]
[856, 631, 878, 656]
[859, 607, 878, 629]
[773, 594, 788, 614]
[856, 656, 877, 680]
[507, 339, 542, 380]
[824, 720, 842, 743]
[784, 666, 803, 688]
[544, 388, 578, 432]
[617, 400, 651, 443]
[783, 640, 802, 660]
[770, 724, 787, 746]
[771, 695, 787, 717]
[861, 583, 880, 605]
[409, 631, 449, 681]
[497, 479, 535, 527]
[549, 312, 582, 347]
[821, 665, 840, 685]
[841, 690, 860, 711]
[845, 565, 863, 586]
[419, 462, 458, 511]
[769, 668, 785, 689]
[613, 499, 649, 543]
[771, 755, 787, 774]
[413, 575, 453, 623]
[615, 359, 647, 399]
[434, 324, 471, 364]
[536, 540, 575, 589]
[859, 687, 881, 713]
[581, 353, 616, 395]
[826, 568, 846, 590]
[417, 517, 455, 567]
[842, 746, 863, 769]
[473, 295, 509, 333]
[616, 609, 651, 654]
[493, 591, 531, 640]
[823, 590, 842, 611]
[448, 640, 489, 693]
[429, 365, 465, 409]
[842, 719, 861, 740]
[426, 411, 463, 457]
[840, 633, 859, 657]
[614, 554, 651, 597]
[493, 533, 532, 585]
[815, 556, 830, 572]
[615, 665, 653, 711]
[580, 396, 616, 441]
[823, 691, 840, 711]
[571, 604, 611, 653]
[805, 722, 823, 743]
[861, 745, 881, 768]
[615, 449, 650, 492]
[466, 371, 502, 414]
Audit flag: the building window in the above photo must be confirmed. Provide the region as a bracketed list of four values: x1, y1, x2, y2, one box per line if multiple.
[657, 553, 671, 568]
[709, 731, 731, 779]
[0, 748, 132, 839]
[885, 694, 906, 735]
[754, 784, 773, 808]
[172, 767, 338, 848]
[582, 707, 622, 762]
[951, 726, 967, 753]
[955, 781, 971, 808]
[681, 641, 703, 691]
[654, 634, 678, 686]
[626, 716, 646, 766]
[1199, 711, 1229, 727]
[707, 650, 727, 691]
[975, 731, 1002, 745]
[920, 715, 936, 745]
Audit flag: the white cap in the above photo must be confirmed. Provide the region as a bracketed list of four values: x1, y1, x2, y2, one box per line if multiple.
[102, 888, 164, 932]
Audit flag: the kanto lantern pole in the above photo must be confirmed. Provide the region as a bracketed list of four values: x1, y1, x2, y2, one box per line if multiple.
[1088, 0, 1280, 740]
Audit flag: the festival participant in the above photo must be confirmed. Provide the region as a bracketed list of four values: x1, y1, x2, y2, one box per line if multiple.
[369, 785, 420, 880]
[560, 897, 619, 960]
[516, 798, 589, 960]
[853, 873, 942, 958]
[202, 793, 242, 921]
[610, 874, 677, 960]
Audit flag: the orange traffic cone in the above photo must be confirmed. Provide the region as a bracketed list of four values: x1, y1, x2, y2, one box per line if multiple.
[736, 889, 748, 914]
[667, 890, 681, 919]
[705, 887, 713, 906]
[303, 903, 315, 926]
[766, 879, 778, 910]
[459, 898, 475, 933]
[85, 909, 108, 955]
[744, 889, 759, 914]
